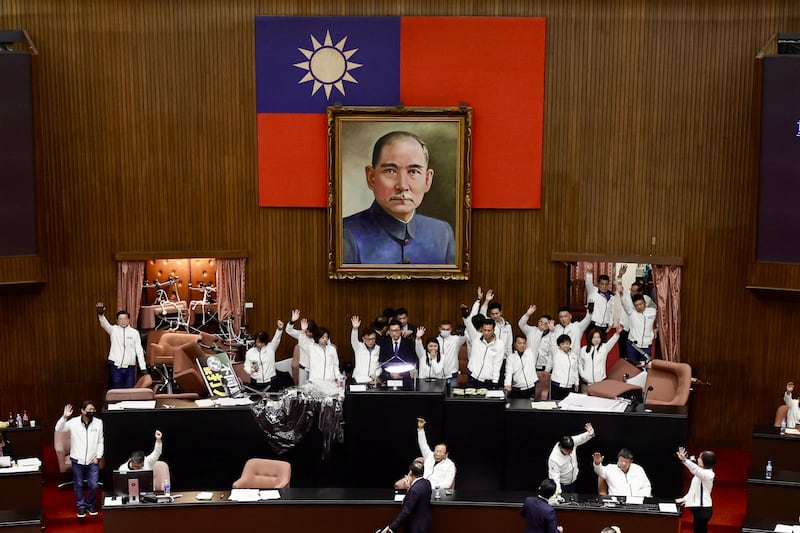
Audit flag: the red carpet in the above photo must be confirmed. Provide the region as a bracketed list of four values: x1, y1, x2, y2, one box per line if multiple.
[40, 445, 750, 532]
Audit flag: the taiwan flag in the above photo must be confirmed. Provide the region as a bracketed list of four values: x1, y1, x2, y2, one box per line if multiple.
[255, 16, 546, 209]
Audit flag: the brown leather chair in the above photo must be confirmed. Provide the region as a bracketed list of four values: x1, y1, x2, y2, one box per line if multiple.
[457, 344, 469, 386]
[105, 387, 155, 402]
[775, 404, 789, 427]
[587, 358, 644, 400]
[136, 374, 200, 401]
[54, 429, 73, 488]
[644, 359, 692, 406]
[598, 475, 609, 495]
[172, 341, 209, 396]
[232, 459, 291, 489]
[153, 461, 171, 492]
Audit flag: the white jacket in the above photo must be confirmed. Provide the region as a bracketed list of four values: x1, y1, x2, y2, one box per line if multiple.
[621, 294, 657, 348]
[593, 461, 652, 497]
[681, 459, 714, 508]
[579, 331, 620, 385]
[585, 273, 616, 326]
[547, 430, 593, 493]
[118, 440, 162, 472]
[418, 428, 456, 489]
[517, 314, 553, 370]
[549, 337, 580, 387]
[296, 336, 339, 383]
[504, 348, 538, 390]
[351, 329, 381, 382]
[436, 333, 466, 377]
[244, 328, 283, 383]
[415, 339, 446, 380]
[784, 391, 799, 428]
[55, 415, 104, 466]
[99, 315, 145, 370]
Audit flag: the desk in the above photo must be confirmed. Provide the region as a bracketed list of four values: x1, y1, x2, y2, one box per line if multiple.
[746, 468, 800, 522]
[752, 425, 800, 471]
[0, 427, 40, 460]
[102, 489, 680, 533]
[742, 517, 800, 532]
[504, 399, 687, 496]
[0, 469, 41, 511]
[0, 510, 41, 532]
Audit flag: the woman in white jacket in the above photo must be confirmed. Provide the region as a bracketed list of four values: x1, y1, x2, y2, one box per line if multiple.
[675, 447, 716, 533]
[415, 326, 445, 380]
[579, 326, 622, 390]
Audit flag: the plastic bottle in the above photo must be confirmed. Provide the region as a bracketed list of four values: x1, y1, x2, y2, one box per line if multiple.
[22, 411, 29, 426]
[434, 485, 441, 499]
[781, 418, 787, 435]
[15, 413, 22, 427]
[7, 412, 13, 427]
[163, 479, 171, 496]
[766, 460, 773, 480]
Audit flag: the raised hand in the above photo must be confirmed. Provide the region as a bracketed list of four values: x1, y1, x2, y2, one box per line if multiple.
[155, 430, 163, 440]
[300, 318, 308, 331]
[485, 289, 495, 302]
[592, 452, 603, 465]
[416, 326, 426, 339]
[585, 262, 593, 273]
[290, 309, 300, 322]
[63, 404, 73, 418]
[476, 286, 483, 300]
[417, 417, 426, 429]
[351, 315, 361, 329]
[585, 423, 595, 436]
[547, 319, 556, 332]
[788, 382, 795, 393]
[277, 319, 284, 330]
[95, 302, 105, 315]
[676, 446, 688, 462]
[526, 304, 537, 316]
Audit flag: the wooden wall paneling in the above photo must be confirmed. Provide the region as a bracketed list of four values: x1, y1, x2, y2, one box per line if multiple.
[1, 0, 800, 450]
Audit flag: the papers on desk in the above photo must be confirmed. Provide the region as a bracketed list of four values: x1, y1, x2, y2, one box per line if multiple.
[530, 401, 559, 410]
[557, 393, 629, 413]
[16, 457, 42, 468]
[107, 400, 157, 410]
[785, 428, 800, 435]
[215, 397, 253, 407]
[773, 525, 800, 532]
[394, 494, 405, 502]
[485, 390, 506, 399]
[625, 496, 644, 505]
[228, 489, 282, 502]
[104, 496, 123, 507]
[0, 457, 42, 473]
[658, 503, 679, 513]
[195, 492, 214, 500]
[195, 399, 215, 408]
[349, 384, 368, 392]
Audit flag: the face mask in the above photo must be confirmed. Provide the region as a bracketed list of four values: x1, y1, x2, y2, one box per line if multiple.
[85, 412, 95, 420]
[439, 330, 450, 338]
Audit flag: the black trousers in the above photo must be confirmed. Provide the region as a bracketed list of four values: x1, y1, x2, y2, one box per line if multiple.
[689, 506, 712, 533]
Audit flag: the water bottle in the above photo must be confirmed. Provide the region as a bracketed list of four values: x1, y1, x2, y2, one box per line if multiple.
[15, 413, 22, 427]
[163, 479, 171, 496]
[22, 411, 29, 426]
[781, 418, 787, 435]
[434, 485, 441, 499]
[766, 460, 773, 480]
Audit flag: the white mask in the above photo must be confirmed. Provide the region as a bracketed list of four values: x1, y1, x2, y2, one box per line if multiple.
[439, 330, 450, 338]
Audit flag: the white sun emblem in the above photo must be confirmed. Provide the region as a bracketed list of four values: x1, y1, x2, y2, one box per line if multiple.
[294, 30, 363, 99]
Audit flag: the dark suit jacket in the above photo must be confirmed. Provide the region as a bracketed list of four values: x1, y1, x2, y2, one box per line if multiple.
[378, 336, 416, 367]
[520, 495, 559, 533]
[390, 477, 432, 533]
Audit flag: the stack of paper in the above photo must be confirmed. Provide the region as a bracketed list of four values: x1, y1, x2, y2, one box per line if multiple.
[773, 524, 800, 532]
[229, 489, 261, 502]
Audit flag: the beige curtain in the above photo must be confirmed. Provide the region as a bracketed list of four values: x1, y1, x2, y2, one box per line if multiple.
[116, 261, 146, 325]
[217, 258, 246, 333]
[653, 265, 682, 362]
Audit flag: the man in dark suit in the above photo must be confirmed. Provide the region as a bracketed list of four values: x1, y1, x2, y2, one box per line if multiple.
[382, 459, 432, 533]
[378, 319, 417, 382]
[521, 479, 563, 533]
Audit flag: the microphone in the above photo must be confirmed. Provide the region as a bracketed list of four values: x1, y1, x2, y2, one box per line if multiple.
[643, 385, 654, 405]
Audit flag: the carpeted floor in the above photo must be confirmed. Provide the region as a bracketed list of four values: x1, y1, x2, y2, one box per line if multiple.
[40, 445, 750, 532]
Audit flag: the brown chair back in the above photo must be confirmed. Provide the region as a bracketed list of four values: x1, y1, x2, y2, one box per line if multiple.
[232, 459, 291, 489]
[644, 360, 692, 406]
[598, 476, 609, 495]
[775, 404, 789, 427]
[105, 388, 156, 402]
[54, 429, 71, 474]
[152, 461, 171, 492]
[606, 358, 642, 382]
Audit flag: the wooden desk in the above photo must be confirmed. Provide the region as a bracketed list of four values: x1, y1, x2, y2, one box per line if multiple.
[102, 489, 680, 533]
[0, 469, 41, 511]
[1, 427, 41, 460]
[0, 510, 41, 532]
[746, 468, 800, 522]
[752, 425, 800, 471]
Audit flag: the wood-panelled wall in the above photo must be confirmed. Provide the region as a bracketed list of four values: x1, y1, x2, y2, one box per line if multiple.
[1, 0, 798, 449]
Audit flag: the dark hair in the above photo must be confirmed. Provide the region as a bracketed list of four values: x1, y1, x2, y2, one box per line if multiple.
[598, 274, 610, 283]
[439, 320, 452, 327]
[387, 318, 402, 329]
[487, 302, 502, 313]
[481, 318, 495, 329]
[557, 306, 570, 314]
[305, 319, 318, 335]
[470, 314, 486, 330]
[382, 307, 397, 319]
[256, 331, 269, 344]
[313, 327, 330, 342]
[514, 333, 527, 343]
[361, 330, 377, 340]
[617, 448, 633, 460]
[556, 334, 571, 345]
[538, 478, 557, 498]
[373, 316, 388, 329]
[131, 450, 145, 465]
[372, 131, 429, 168]
[409, 459, 425, 478]
[435, 442, 448, 454]
[395, 307, 408, 316]
[631, 293, 645, 303]
[559, 435, 575, 451]
[116, 310, 130, 319]
[539, 314, 553, 321]
[699, 450, 717, 469]
[81, 400, 95, 411]
[425, 337, 441, 358]
[585, 328, 603, 352]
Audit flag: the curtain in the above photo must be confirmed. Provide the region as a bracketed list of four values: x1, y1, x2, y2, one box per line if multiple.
[653, 265, 682, 362]
[217, 258, 246, 333]
[116, 261, 146, 326]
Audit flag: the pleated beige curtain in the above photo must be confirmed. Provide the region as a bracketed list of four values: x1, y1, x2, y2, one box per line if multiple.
[217, 258, 246, 333]
[653, 265, 682, 362]
[116, 261, 146, 325]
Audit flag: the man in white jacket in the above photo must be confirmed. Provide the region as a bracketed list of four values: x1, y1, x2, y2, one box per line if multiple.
[119, 430, 163, 472]
[55, 401, 104, 518]
[96, 302, 146, 389]
[592, 448, 652, 497]
[350, 315, 381, 383]
[395, 418, 456, 491]
[547, 422, 595, 494]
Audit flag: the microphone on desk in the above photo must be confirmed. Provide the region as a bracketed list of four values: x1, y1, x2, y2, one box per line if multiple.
[635, 386, 654, 412]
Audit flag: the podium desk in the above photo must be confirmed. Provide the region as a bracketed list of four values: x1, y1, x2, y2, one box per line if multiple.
[746, 468, 800, 522]
[752, 426, 800, 471]
[1, 427, 41, 460]
[0, 469, 41, 512]
[102, 489, 680, 533]
[0, 510, 41, 533]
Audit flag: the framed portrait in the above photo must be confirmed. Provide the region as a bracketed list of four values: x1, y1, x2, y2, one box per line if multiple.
[328, 106, 472, 280]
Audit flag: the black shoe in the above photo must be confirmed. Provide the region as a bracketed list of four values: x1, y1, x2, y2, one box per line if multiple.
[77, 508, 86, 518]
[87, 507, 98, 516]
